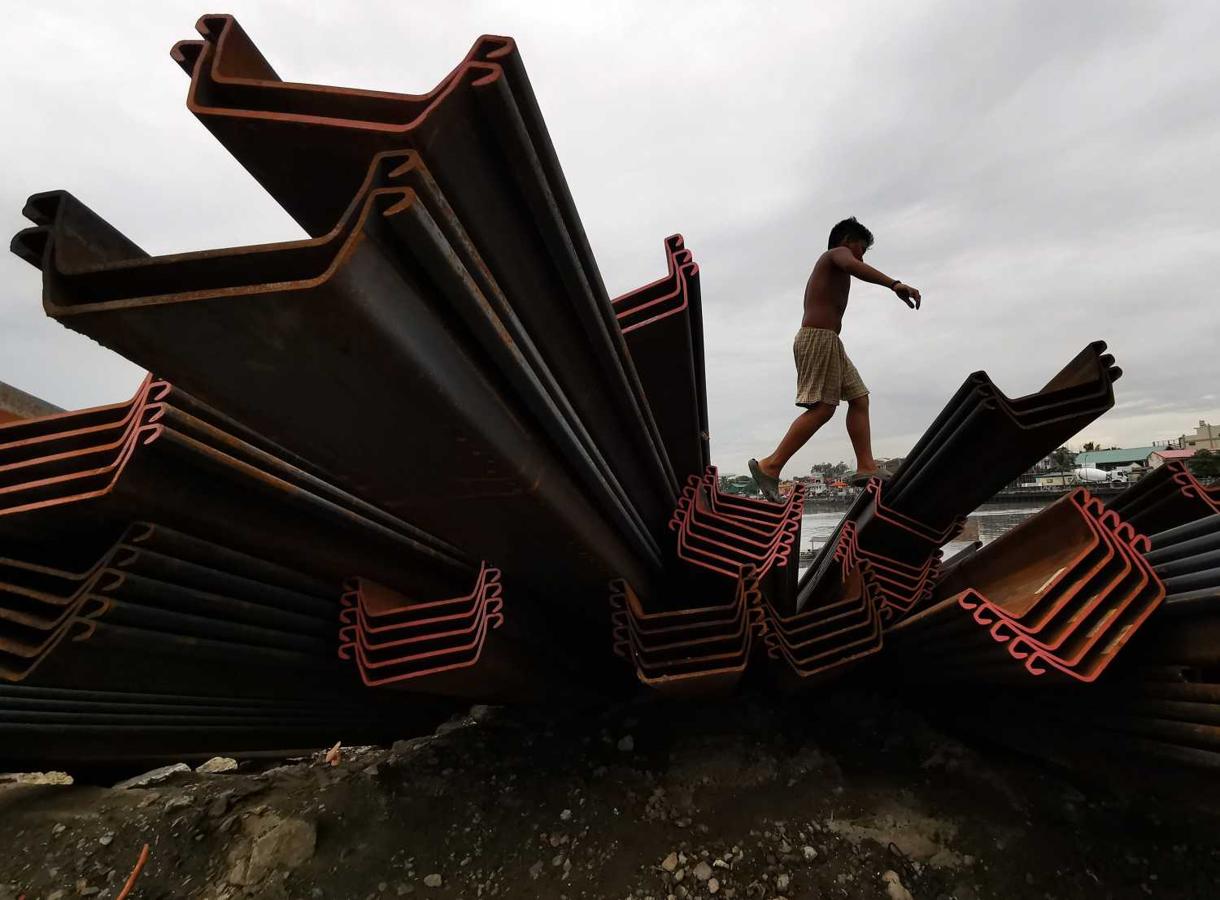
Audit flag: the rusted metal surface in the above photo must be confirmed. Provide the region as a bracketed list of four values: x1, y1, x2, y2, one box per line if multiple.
[613, 237, 709, 481]
[6, 8, 1205, 772]
[0, 380, 63, 423]
[13, 176, 658, 599]
[1107, 461, 1218, 535]
[609, 574, 764, 696]
[0, 378, 474, 593]
[0, 518, 464, 768]
[884, 490, 1166, 683]
[165, 15, 678, 529]
[884, 342, 1122, 532]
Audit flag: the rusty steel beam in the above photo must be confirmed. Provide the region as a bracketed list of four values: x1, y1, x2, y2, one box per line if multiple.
[12, 177, 658, 601]
[614, 240, 708, 481]
[167, 16, 679, 525]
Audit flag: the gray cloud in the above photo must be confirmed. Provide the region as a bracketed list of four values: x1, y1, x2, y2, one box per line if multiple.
[2, 0, 1216, 476]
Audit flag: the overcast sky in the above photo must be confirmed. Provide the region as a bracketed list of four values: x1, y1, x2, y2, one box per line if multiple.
[2, 1, 1217, 476]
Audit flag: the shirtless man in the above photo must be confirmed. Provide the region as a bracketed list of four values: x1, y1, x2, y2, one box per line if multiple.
[748, 217, 921, 502]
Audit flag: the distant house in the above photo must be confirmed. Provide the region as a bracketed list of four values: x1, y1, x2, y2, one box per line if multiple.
[1074, 447, 1155, 472]
[1033, 471, 1074, 487]
[1179, 420, 1220, 452]
[1147, 448, 1197, 468]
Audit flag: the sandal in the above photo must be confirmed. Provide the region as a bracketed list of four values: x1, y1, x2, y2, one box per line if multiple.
[747, 458, 782, 503]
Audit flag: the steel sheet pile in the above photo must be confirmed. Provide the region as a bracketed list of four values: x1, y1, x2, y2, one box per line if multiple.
[1, 13, 1215, 773]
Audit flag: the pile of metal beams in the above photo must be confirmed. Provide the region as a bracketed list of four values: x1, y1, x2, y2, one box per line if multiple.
[907, 481, 1219, 768]
[2, 11, 1214, 773]
[885, 488, 1166, 683]
[1107, 460, 1219, 534]
[759, 342, 1127, 688]
[4, 14, 716, 769]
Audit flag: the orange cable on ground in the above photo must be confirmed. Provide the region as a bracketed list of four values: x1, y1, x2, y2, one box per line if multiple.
[116, 843, 150, 900]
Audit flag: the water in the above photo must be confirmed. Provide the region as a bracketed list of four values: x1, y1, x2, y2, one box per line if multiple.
[797, 503, 1049, 575]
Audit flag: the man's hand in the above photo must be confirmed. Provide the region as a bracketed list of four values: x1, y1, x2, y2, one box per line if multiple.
[894, 282, 921, 310]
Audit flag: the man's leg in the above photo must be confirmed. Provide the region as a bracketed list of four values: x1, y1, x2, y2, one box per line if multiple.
[845, 393, 879, 474]
[757, 403, 836, 478]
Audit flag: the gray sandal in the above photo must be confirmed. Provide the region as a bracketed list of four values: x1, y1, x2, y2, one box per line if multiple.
[846, 469, 891, 488]
[748, 458, 782, 503]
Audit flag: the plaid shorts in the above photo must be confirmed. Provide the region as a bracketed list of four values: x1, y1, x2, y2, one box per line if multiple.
[793, 327, 868, 407]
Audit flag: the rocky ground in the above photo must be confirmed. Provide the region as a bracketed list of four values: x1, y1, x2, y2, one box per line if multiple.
[2, 690, 1217, 900]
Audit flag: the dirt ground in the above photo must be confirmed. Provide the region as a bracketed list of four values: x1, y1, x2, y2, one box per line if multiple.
[2, 690, 1217, 900]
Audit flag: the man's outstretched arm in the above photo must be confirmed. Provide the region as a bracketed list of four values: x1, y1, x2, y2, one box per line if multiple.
[828, 246, 922, 309]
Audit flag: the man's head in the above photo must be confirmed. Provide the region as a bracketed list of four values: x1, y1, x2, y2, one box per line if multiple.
[828, 217, 874, 259]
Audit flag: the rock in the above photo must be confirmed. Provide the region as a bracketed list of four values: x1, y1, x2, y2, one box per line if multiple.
[529, 861, 545, 879]
[208, 794, 231, 818]
[396, 884, 414, 896]
[423, 874, 442, 888]
[469, 704, 496, 722]
[693, 861, 713, 882]
[560, 808, 572, 821]
[51, 823, 66, 836]
[661, 852, 679, 872]
[0, 771, 72, 785]
[708, 878, 720, 894]
[435, 718, 467, 737]
[164, 795, 192, 814]
[196, 756, 238, 774]
[114, 763, 191, 789]
[882, 870, 914, 900]
[776, 874, 790, 890]
[617, 735, 635, 752]
[802, 846, 817, 861]
[391, 737, 432, 756]
[98, 833, 114, 847]
[227, 814, 317, 886]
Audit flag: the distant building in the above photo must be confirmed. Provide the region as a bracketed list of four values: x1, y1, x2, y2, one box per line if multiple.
[719, 474, 757, 496]
[0, 380, 62, 425]
[1073, 447, 1155, 472]
[1032, 471, 1074, 487]
[1148, 448, 1197, 468]
[1179, 421, 1220, 452]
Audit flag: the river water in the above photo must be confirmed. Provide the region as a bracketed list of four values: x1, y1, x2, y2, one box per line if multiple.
[798, 503, 1048, 575]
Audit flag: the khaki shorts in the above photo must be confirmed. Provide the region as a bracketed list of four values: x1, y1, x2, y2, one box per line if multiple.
[793, 327, 868, 407]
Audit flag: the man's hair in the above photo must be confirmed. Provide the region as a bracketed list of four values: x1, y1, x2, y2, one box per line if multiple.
[828, 217, 874, 250]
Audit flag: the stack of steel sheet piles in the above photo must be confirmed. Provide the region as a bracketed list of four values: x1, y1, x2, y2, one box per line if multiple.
[609, 468, 799, 694]
[0, 518, 457, 769]
[0, 376, 473, 590]
[884, 488, 1166, 684]
[609, 573, 765, 696]
[612, 236, 710, 482]
[336, 565, 568, 701]
[8, 7, 1208, 775]
[3, 12, 728, 765]
[774, 343, 1124, 687]
[924, 513, 1220, 769]
[1107, 460, 1219, 534]
[878, 341, 1123, 533]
